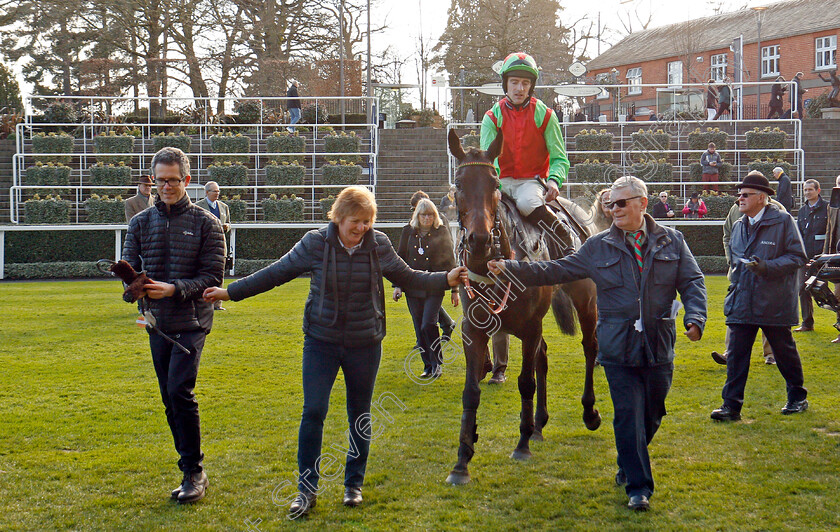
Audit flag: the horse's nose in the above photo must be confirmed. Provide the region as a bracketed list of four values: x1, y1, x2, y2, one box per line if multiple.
[467, 232, 490, 253]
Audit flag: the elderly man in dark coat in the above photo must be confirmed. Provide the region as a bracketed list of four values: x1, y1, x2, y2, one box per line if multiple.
[488, 176, 706, 512]
[711, 171, 808, 422]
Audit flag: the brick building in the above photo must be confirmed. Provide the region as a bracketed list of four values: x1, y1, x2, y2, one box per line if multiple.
[585, 0, 840, 120]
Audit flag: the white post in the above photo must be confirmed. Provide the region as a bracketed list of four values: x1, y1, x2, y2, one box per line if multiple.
[0, 230, 5, 280]
[115, 229, 122, 262]
[230, 227, 237, 276]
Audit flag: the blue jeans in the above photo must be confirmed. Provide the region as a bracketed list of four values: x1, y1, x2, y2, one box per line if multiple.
[289, 107, 301, 126]
[298, 335, 382, 493]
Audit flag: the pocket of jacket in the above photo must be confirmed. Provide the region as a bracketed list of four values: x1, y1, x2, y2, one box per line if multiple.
[723, 285, 736, 316]
[596, 317, 640, 365]
[655, 317, 677, 362]
[653, 252, 679, 285]
[595, 255, 623, 289]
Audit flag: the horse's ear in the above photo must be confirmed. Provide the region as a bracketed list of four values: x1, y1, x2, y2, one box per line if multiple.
[486, 131, 503, 162]
[448, 129, 465, 160]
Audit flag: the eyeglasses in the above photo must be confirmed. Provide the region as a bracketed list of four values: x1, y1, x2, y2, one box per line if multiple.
[659, 195, 668, 198]
[606, 196, 643, 209]
[155, 177, 184, 187]
[737, 192, 759, 199]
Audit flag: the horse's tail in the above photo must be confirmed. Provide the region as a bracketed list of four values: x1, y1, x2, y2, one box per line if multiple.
[551, 287, 578, 336]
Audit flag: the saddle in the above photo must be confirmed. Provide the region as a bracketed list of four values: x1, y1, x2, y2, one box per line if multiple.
[498, 194, 589, 262]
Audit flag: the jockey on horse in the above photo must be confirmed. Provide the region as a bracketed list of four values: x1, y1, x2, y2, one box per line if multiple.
[480, 52, 576, 255]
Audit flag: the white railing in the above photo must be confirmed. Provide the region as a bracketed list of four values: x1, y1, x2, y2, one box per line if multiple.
[11, 95, 380, 224]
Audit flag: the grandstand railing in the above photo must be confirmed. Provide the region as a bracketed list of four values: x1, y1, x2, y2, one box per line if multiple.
[11, 95, 379, 224]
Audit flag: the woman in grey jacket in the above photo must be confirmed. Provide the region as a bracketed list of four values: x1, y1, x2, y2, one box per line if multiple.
[203, 186, 465, 515]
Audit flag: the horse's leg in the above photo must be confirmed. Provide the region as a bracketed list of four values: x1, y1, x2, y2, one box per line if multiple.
[512, 328, 541, 460]
[446, 323, 489, 485]
[566, 280, 601, 431]
[531, 337, 548, 441]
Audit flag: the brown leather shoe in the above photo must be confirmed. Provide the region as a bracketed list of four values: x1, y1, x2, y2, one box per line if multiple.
[711, 351, 727, 365]
[488, 371, 506, 384]
[289, 491, 317, 516]
[793, 326, 813, 332]
[177, 470, 208, 504]
[343, 487, 363, 507]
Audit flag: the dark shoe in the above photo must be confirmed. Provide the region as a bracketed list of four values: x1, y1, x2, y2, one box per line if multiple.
[289, 492, 317, 515]
[781, 399, 809, 415]
[170, 479, 184, 500]
[343, 487, 363, 507]
[764, 355, 776, 365]
[711, 351, 728, 365]
[627, 494, 650, 511]
[711, 405, 741, 421]
[441, 324, 454, 342]
[488, 371, 506, 384]
[432, 366, 443, 377]
[615, 468, 627, 487]
[177, 470, 208, 504]
[793, 325, 813, 332]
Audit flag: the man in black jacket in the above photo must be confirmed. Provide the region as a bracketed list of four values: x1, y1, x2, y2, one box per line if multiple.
[773, 166, 793, 211]
[287, 79, 301, 132]
[711, 171, 808, 422]
[795, 179, 828, 332]
[122, 147, 226, 503]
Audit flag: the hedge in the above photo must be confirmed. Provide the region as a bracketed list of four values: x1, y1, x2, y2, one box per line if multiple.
[89, 163, 132, 186]
[631, 160, 673, 183]
[748, 159, 793, 179]
[84, 195, 125, 223]
[694, 256, 729, 274]
[265, 163, 304, 194]
[301, 104, 330, 124]
[26, 163, 71, 191]
[4, 230, 115, 263]
[629, 129, 671, 151]
[265, 132, 305, 164]
[676, 225, 724, 256]
[210, 133, 250, 164]
[322, 164, 361, 186]
[234, 101, 262, 124]
[688, 128, 729, 151]
[225, 197, 247, 221]
[574, 130, 613, 152]
[208, 162, 248, 191]
[94, 133, 135, 164]
[324, 133, 361, 163]
[32, 132, 74, 164]
[43, 102, 78, 125]
[745, 127, 786, 158]
[573, 161, 619, 181]
[4, 262, 111, 280]
[320, 196, 336, 220]
[262, 194, 304, 221]
[24, 196, 70, 224]
[152, 133, 192, 153]
[461, 133, 480, 149]
[688, 161, 733, 180]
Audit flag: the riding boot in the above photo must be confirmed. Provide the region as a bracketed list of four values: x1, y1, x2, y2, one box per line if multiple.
[526, 205, 575, 256]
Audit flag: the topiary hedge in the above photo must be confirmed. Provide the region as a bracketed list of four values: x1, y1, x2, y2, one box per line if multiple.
[694, 256, 728, 274]
[688, 161, 733, 180]
[266, 132, 305, 164]
[94, 132, 135, 164]
[26, 163, 71, 192]
[631, 160, 673, 183]
[630, 129, 671, 151]
[748, 159, 793, 179]
[688, 127, 729, 151]
[461, 132, 480, 149]
[152, 132, 192, 153]
[84, 194, 125, 223]
[676, 225, 724, 256]
[4, 262, 112, 280]
[322, 162, 362, 187]
[210, 132, 250, 164]
[24, 195, 71, 224]
[301, 104, 329, 124]
[319, 195, 336, 220]
[43, 102, 78, 125]
[574, 129, 613, 153]
[265, 162, 305, 195]
[5, 230, 116, 263]
[89, 163, 132, 187]
[32, 132, 74, 164]
[262, 194, 304, 221]
[208, 162, 249, 192]
[745, 126, 786, 160]
[573, 160, 619, 181]
[234, 100, 262, 124]
[324, 132, 361, 163]
[224, 195, 247, 221]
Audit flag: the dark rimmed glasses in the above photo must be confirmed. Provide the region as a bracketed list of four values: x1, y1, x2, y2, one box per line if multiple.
[155, 177, 185, 187]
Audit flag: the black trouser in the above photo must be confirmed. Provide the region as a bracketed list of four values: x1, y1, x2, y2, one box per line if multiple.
[406, 294, 445, 372]
[721, 324, 807, 412]
[438, 307, 455, 334]
[297, 335, 381, 493]
[798, 267, 814, 328]
[603, 363, 673, 499]
[149, 329, 205, 473]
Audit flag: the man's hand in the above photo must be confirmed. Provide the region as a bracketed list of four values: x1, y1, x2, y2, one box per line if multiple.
[544, 180, 560, 203]
[684, 323, 702, 341]
[223, 223, 231, 232]
[745, 255, 768, 276]
[393, 287, 402, 301]
[144, 280, 176, 299]
[447, 266, 468, 287]
[487, 259, 506, 275]
[667, 210, 675, 218]
[202, 287, 230, 302]
[451, 290, 460, 307]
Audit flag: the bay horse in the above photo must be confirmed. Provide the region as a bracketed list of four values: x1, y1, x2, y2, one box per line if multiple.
[445, 129, 601, 485]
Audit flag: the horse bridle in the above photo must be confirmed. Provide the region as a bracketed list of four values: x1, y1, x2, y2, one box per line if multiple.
[454, 161, 511, 314]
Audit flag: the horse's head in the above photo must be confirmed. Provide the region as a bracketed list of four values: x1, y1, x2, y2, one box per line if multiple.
[448, 129, 503, 262]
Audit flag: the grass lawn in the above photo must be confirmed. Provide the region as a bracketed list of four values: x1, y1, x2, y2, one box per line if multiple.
[1, 275, 840, 530]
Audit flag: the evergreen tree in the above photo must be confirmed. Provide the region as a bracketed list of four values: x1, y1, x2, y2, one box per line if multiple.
[0, 62, 23, 112]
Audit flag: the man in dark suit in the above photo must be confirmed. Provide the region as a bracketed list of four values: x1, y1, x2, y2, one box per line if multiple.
[795, 179, 828, 332]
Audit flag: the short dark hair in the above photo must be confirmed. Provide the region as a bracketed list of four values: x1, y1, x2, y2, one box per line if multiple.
[708, 142, 716, 149]
[151, 147, 190, 179]
[804, 179, 820, 190]
[410, 190, 430, 209]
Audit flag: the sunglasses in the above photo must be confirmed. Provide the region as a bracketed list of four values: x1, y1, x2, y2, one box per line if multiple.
[737, 192, 759, 199]
[607, 196, 643, 209]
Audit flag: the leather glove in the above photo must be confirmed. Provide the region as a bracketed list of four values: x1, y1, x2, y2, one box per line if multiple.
[745, 255, 768, 276]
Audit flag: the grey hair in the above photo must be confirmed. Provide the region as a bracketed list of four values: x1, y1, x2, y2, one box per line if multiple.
[772, 166, 784, 176]
[611, 175, 648, 197]
[204, 181, 219, 192]
[151, 147, 190, 179]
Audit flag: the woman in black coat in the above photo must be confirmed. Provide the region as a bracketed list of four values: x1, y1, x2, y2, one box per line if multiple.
[203, 186, 465, 515]
[393, 198, 458, 378]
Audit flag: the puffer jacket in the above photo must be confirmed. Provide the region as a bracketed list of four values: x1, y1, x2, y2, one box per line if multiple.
[724, 206, 807, 326]
[505, 215, 707, 367]
[226, 223, 449, 347]
[122, 195, 226, 334]
[395, 223, 456, 297]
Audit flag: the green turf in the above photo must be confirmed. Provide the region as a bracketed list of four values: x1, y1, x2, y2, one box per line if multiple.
[1, 275, 839, 530]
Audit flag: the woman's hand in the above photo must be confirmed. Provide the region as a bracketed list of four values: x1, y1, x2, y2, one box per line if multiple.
[451, 290, 460, 307]
[447, 266, 467, 287]
[393, 287, 402, 301]
[203, 287, 230, 302]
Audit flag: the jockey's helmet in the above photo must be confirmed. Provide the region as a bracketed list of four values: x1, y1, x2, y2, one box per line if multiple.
[499, 53, 539, 95]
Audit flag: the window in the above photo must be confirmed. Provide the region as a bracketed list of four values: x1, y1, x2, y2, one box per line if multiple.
[816, 35, 837, 70]
[710, 54, 728, 81]
[761, 45, 780, 77]
[626, 67, 642, 95]
[667, 61, 683, 87]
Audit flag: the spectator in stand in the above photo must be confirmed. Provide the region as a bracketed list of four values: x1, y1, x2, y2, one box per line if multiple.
[713, 78, 732, 120]
[652, 191, 675, 219]
[440, 185, 458, 243]
[706, 79, 718, 120]
[768, 76, 787, 119]
[590, 188, 614, 232]
[792, 72, 807, 120]
[125, 175, 155, 221]
[794, 179, 828, 332]
[682, 192, 707, 219]
[773, 166, 793, 211]
[394, 198, 458, 378]
[822, 174, 840, 342]
[700, 142, 722, 192]
[553, 102, 564, 122]
[287, 79, 301, 132]
[574, 109, 586, 122]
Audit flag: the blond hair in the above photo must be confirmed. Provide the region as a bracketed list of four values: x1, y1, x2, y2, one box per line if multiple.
[410, 198, 442, 229]
[328, 186, 378, 224]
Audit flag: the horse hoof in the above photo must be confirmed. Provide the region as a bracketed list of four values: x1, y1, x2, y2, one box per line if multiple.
[530, 430, 544, 441]
[584, 410, 602, 431]
[510, 449, 532, 461]
[446, 471, 471, 485]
